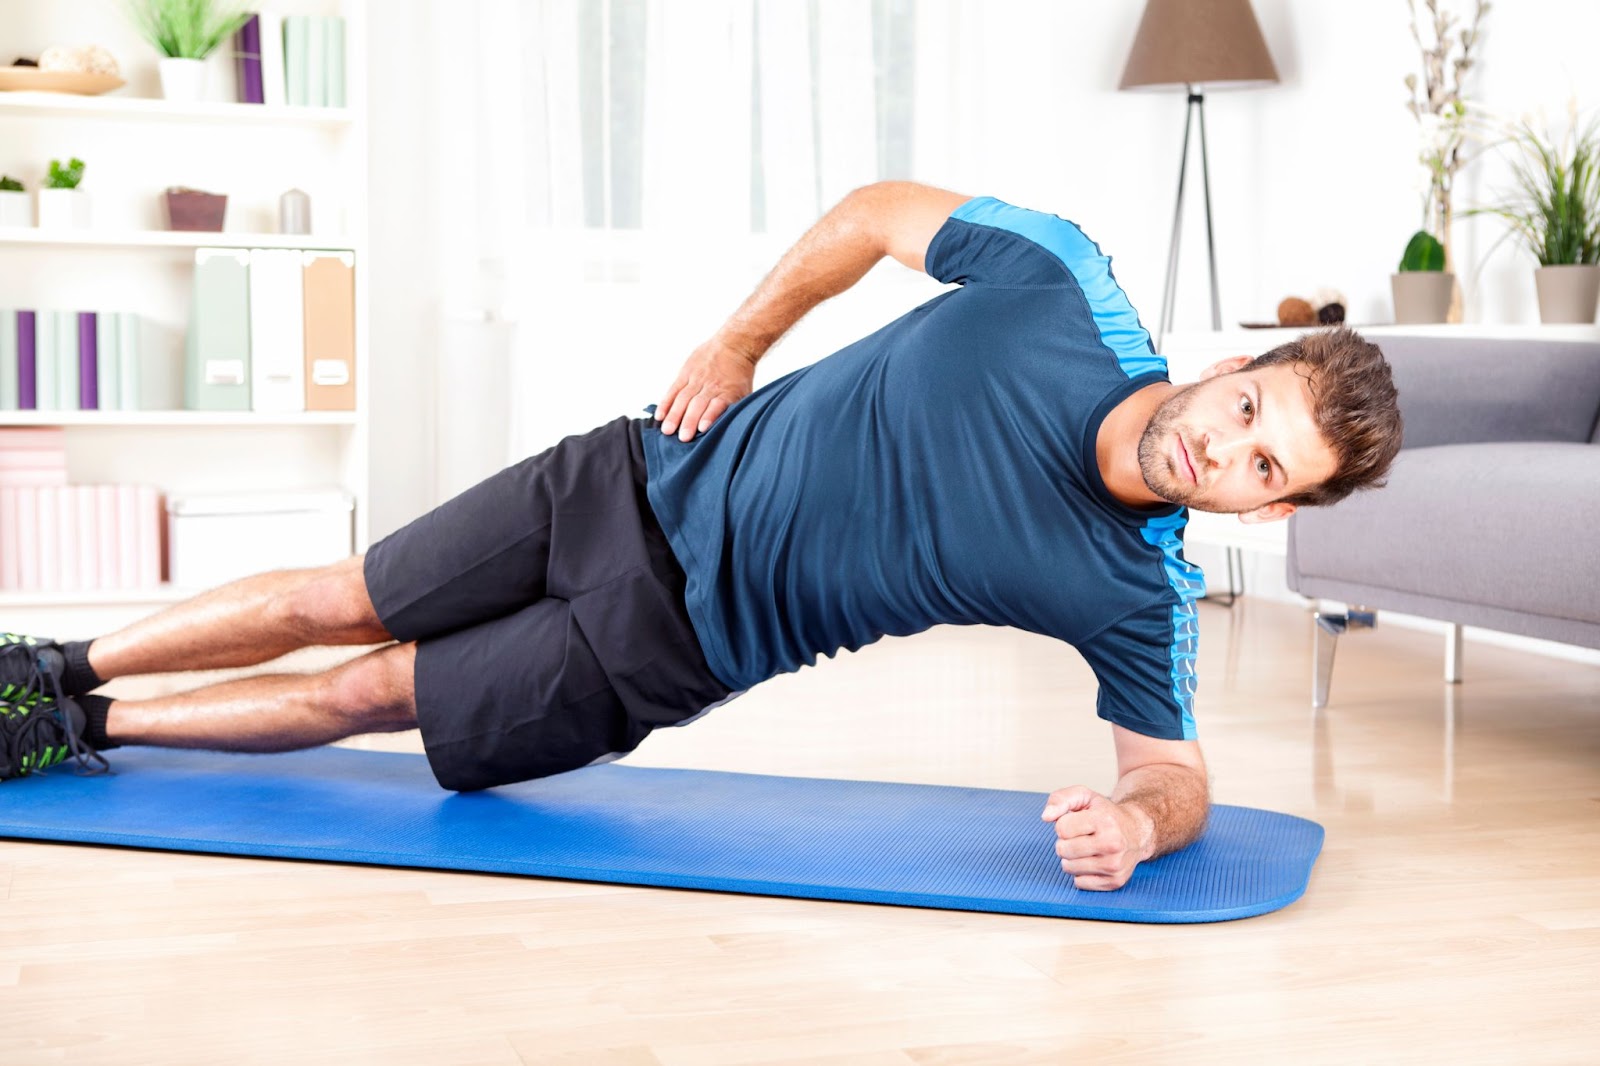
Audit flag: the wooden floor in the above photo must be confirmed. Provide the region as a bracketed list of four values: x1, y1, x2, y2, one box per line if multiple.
[3, 597, 1598, 1064]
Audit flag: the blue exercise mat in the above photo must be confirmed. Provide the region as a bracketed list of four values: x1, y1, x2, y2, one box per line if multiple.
[0, 746, 1322, 923]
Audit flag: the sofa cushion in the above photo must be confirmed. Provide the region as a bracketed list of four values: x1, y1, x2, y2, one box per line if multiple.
[1289, 441, 1600, 626]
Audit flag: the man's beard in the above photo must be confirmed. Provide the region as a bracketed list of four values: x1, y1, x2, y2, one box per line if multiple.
[1137, 382, 1204, 507]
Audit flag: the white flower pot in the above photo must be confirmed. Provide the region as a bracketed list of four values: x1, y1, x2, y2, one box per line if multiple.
[37, 187, 91, 229]
[1534, 265, 1600, 324]
[0, 189, 30, 227]
[159, 57, 207, 102]
[1390, 271, 1455, 324]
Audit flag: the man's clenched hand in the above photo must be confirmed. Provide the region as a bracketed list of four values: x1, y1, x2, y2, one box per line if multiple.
[1041, 785, 1157, 891]
[655, 338, 757, 442]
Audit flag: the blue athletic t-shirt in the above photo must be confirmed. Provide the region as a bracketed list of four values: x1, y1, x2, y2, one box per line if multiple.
[642, 197, 1203, 741]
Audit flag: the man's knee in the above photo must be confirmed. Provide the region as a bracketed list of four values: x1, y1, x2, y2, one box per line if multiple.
[282, 555, 392, 644]
[327, 642, 418, 732]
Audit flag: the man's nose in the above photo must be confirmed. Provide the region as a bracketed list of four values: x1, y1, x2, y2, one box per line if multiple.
[1204, 431, 1250, 468]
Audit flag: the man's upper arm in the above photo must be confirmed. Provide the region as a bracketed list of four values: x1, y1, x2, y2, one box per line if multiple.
[1112, 723, 1206, 779]
[856, 181, 972, 275]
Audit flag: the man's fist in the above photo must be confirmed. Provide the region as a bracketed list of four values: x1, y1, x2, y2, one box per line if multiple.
[1041, 785, 1155, 892]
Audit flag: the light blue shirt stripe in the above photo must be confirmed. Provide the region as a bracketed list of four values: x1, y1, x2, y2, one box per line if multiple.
[1139, 510, 1203, 741]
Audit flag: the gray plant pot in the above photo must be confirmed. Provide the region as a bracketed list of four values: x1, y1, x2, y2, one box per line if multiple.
[1390, 271, 1454, 324]
[1534, 264, 1600, 324]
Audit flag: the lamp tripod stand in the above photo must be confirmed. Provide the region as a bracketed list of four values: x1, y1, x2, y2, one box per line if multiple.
[1155, 86, 1223, 352]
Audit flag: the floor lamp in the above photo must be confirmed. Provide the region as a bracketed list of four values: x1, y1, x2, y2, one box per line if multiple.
[1119, 0, 1278, 351]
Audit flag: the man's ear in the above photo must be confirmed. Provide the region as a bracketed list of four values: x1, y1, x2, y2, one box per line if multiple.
[1199, 355, 1252, 381]
[1238, 501, 1297, 524]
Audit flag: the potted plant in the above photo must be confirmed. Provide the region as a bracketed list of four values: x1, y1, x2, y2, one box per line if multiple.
[126, 0, 250, 103]
[1402, 0, 1489, 322]
[37, 158, 90, 229]
[1475, 112, 1600, 323]
[0, 175, 29, 227]
[1392, 230, 1454, 323]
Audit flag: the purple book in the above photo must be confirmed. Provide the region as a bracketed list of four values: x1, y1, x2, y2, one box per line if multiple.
[235, 15, 264, 104]
[17, 310, 36, 410]
[78, 311, 98, 410]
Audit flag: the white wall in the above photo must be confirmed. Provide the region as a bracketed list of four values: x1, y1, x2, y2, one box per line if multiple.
[363, 0, 1600, 530]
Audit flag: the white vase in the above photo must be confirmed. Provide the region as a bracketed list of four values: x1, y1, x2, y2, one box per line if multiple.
[0, 189, 30, 227]
[1533, 265, 1600, 324]
[37, 188, 90, 229]
[158, 57, 207, 102]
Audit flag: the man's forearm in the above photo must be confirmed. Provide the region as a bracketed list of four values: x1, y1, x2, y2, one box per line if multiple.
[712, 186, 891, 364]
[1112, 762, 1211, 860]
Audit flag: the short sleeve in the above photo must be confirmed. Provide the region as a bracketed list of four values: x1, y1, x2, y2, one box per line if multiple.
[1077, 595, 1199, 741]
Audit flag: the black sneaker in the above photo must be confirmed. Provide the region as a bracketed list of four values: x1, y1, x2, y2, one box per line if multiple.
[0, 634, 68, 705]
[0, 695, 111, 781]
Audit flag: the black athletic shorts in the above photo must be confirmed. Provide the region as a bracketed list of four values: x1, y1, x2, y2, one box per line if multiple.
[363, 416, 732, 792]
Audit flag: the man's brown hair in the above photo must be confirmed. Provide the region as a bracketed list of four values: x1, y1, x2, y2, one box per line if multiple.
[1245, 327, 1403, 507]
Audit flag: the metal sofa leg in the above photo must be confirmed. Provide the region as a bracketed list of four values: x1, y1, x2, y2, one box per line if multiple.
[1312, 607, 1377, 709]
[1445, 623, 1464, 683]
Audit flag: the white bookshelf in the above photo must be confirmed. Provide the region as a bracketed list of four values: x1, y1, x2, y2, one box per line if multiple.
[0, 0, 370, 631]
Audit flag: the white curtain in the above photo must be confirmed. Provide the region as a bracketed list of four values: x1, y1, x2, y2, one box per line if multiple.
[425, 0, 1046, 493]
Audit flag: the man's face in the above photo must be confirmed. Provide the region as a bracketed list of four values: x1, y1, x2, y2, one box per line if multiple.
[1137, 362, 1339, 517]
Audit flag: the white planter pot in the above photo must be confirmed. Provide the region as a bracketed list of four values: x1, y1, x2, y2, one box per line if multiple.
[0, 189, 31, 227]
[1390, 271, 1455, 324]
[37, 187, 91, 229]
[159, 57, 207, 102]
[1534, 264, 1600, 324]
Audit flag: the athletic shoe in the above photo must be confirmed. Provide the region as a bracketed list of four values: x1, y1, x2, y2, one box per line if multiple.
[0, 633, 68, 705]
[0, 695, 110, 781]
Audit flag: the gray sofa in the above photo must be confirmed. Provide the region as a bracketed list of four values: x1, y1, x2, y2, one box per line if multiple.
[1286, 334, 1600, 706]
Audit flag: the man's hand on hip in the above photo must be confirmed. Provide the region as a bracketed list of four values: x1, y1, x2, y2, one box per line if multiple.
[656, 338, 757, 442]
[1041, 785, 1156, 891]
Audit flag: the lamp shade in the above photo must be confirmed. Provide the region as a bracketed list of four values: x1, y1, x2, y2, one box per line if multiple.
[1119, 0, 1279, 91]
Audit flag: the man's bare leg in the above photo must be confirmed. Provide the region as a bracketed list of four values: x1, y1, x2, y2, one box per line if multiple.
[86, 555, 392, 682]
[103, 640, 418, 752]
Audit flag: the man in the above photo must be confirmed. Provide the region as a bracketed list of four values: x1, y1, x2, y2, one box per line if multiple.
[0, 182, 1401, 891]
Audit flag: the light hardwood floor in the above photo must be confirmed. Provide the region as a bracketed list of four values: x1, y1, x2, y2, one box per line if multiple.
[3, 598, 1598, 1065]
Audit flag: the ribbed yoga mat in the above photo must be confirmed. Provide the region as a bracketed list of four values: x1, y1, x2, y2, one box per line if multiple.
[0, 746, 1323, 923]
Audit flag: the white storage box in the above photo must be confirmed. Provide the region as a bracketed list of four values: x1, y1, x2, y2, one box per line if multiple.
[166, 488, 354, 590]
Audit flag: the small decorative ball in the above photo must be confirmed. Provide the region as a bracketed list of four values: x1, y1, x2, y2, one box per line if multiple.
[81, 45, 120, 76]
[38, 45, 87, 73]
[1317, 302, 1346, 325]
[1277, 297, 1318, 327]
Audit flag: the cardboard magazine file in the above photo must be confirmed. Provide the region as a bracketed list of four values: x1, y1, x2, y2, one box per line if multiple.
[302, 251, 355, 411]
[187, 248, 252, 411]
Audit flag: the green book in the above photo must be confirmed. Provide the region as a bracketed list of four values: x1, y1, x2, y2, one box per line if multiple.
[187, 250, 252, 411]
[284, 16, 310, 108]
[305, 14, 326, 108]
[55, 310, 79, 411]
[96, 310, 121, 412]
[325, 17, 346, 109]
[118, 312, 141, 411]
[34, 310, 57, 412]
[0, 309, 16, 410]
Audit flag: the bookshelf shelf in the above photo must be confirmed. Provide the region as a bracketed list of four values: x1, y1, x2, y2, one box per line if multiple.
[0, 93, 353, 127]
[0, 411, 359, 428]
[0, 585, 191, 609]
[0, 229, 358, 253]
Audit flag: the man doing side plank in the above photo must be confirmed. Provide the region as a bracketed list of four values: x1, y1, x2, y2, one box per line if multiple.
[0, 184, 1401, 891]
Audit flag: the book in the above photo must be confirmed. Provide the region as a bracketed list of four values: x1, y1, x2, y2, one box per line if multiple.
[234, 14, 264, 104]
[325, 16, 346, 108]
[37, 484, 59, 592]
[75, 484, 99, 591]
[16, 310, 36, 410]
[34, 311, 57, 412]
[187, 249, 253, 411]
[119, 312, 141, 410]
[302, 252, 356, 411]
[15, 485, 38, 590]
[78, 311, 98, 410]
[97, 311, 121, 412]
[96, 484, 119, 590]
[116, 485, 140, 590]
[260, 12, 286, 108]
[0, 309, 15, 410]
[54, 310, 79, 411]
[58, 483, 80, 591]
[136, 484, 162, 587]
[306, 14, 327, 108]
[284, 16, 310, 108]
[248, 249, 307, 412]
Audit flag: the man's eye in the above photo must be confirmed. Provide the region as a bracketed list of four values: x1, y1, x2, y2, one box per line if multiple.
[1240, 396, 1254, 420]
[1256, 456, 1271, 481]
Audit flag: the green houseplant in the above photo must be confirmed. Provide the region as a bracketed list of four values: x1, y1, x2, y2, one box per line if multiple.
[37, 158, 90, 229]
[0, 174, 29, 227]
[1392, 230, 1454, 323]
[126, 0, 250, 102]
[1476, 112, 1600, 322]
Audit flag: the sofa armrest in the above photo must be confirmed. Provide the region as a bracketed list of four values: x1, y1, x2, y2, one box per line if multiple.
[1374, 335, 1600, 448]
